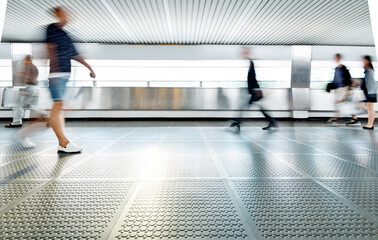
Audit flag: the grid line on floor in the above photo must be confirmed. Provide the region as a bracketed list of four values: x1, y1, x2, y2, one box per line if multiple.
[0, 121, 377, 239]
[260, 131, 378, 223]
[0, 123, 146, 218]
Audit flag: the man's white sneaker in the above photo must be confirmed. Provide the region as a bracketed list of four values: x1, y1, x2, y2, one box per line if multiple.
[19, 137, 36, 148]
[58, 142, 82, 153]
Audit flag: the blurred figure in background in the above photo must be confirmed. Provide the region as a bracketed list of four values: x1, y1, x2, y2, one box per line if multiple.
[5, 55, 39, 129]
[5, 55, 48, 148]
[228, 48, 278, 132]
[353, 56, 376, 130]
[46, 7, 95, 153]
[327, 53, 356, 126]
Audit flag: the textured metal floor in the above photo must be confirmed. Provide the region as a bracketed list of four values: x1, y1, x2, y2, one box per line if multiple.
[0, 120, 377, 239]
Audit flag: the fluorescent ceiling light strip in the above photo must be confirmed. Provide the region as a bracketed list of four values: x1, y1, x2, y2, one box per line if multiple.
[100, 0, 135, 43]
[161, 0, 173, 42]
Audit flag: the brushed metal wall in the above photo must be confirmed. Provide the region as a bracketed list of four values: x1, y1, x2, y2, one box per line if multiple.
[291, 46, 312, 118]
[2, 87, 373, 118]
[1, 87, 292, 111]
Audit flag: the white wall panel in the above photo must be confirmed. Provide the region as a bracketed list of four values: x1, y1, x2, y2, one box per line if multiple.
[0, 43, 11, 59]
[312, 46, 377, 61]
[34, 44, 291, 60]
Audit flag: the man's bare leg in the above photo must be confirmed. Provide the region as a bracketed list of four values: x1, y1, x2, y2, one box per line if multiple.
[49, 101, 69, 147]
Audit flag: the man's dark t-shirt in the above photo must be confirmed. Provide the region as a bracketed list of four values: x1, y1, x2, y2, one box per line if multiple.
[332, 65, 352, 89]
[45, 23, 78, 73]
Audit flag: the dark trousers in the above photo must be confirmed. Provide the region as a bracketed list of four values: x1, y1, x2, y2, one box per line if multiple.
[234, 95, 276, 125]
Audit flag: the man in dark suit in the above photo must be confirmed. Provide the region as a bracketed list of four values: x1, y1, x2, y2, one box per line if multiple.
[229, 48, 278, 132]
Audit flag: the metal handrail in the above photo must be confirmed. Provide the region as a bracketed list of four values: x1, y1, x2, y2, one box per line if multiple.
[0, 80, 290, 88]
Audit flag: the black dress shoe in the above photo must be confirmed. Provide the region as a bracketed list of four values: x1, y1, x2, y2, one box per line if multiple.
[262, 123, 279, 130]
[5, 123, 22, 128]
[362, 126, 374, 130]
[230, 120, 240, 127]
[230, 121, 241, 134]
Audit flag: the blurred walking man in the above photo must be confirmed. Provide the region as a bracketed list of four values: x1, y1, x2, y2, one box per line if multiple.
[327, 53, 356, 126]
[5, 55, 38, 129]
[228, 48, 278, 132]
[46, 7, 95, 153]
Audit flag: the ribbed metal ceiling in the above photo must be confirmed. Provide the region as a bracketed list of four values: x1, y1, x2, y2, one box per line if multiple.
[2, 0, 374, 46]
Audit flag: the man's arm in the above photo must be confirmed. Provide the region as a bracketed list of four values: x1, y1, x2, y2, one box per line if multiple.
[73, 55, 96, 78]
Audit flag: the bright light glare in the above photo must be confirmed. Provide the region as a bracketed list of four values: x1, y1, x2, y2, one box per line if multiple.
[68, 60, 292, 88]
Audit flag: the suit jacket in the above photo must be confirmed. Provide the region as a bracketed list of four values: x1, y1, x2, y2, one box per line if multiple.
[247, 59, 260, 94]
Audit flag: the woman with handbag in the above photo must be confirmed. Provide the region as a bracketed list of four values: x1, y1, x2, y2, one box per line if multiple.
[360, 56, 376, 130]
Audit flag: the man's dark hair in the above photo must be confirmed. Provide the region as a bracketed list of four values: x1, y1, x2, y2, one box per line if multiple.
[335, 53, 342, 58]
[51, 6, 63, 16]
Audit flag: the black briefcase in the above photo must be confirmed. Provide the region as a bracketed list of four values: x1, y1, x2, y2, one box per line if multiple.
[326, 82, 336, 93]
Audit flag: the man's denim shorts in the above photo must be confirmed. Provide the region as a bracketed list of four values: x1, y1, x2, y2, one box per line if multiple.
[48, 77, 69, 101]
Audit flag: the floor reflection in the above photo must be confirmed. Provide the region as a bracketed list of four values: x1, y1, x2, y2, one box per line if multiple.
[0, 120, 376, 239]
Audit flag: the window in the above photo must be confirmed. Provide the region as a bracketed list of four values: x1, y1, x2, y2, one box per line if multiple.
[0, 59, 12, 87]
[31, 59, 50, 87]
[310, 61, 378, 89]
[69, 60, 291, 88]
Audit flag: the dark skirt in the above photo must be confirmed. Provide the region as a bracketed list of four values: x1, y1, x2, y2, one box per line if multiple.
[364, 93, 377, 103]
